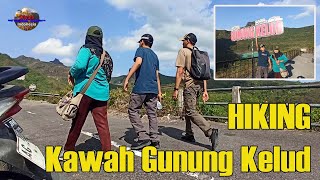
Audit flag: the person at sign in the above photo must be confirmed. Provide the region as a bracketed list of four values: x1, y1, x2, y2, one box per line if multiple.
[255, 36, 271, 78]
[270, 46, 288, 78]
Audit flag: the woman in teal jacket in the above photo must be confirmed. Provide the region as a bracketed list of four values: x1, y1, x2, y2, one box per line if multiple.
[64, 26, 111, 152]
[270, 46, 288, 78]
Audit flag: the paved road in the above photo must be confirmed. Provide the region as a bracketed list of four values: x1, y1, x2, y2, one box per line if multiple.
[11, 100, 320, 180]
[287, 53, 314, 79]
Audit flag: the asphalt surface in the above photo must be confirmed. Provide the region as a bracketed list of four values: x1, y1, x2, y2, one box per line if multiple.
[11, 100, 320, 180]
[287, 53, 314, 79]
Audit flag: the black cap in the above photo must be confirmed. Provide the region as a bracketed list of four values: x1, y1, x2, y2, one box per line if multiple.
[138, 34, 154, 44]
[180, 33, 197, 44]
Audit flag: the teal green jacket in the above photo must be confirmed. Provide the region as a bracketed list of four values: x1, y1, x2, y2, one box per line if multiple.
[70, 47, 109, 101]
[270, 54, 288, 73]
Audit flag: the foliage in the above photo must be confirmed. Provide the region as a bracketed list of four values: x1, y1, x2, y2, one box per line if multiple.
[9, 70, 68, 93]
[198, 89, 320, 123]
[108, 86, 180, 117]
[109, 87, 131, 112]
[1, 48, 320, 123]
[107, 85, 320, 123]
[110, 74, 175, 86]
[216, 26, 314, 62]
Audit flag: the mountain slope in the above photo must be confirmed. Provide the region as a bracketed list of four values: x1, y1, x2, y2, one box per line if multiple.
[0, 53, 69, 93]
[50, 58, 65, 66]
[15, 55, 69, 80]
[216, 25, 314, 62]
[110, 74, 176, 86]
[0, 53, 308, 93]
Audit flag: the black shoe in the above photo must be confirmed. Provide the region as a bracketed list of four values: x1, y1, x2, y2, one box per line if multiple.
[131, 139, 151, 150]
[181, 134, 195, 142]
[150, 141, 160, 149]
[210, 129, 219, 151]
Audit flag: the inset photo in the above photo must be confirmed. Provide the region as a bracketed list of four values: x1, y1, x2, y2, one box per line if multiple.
[214, 5, 316, 80]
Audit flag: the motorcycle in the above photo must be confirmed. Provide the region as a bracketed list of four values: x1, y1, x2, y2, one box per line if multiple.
[0, 66, 62, 180]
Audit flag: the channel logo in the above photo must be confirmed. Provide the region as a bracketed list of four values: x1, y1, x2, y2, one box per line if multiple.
[8, 8, 46, 31]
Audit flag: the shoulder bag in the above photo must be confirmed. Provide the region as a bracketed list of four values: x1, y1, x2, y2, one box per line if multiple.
[56, 51, 106, 121]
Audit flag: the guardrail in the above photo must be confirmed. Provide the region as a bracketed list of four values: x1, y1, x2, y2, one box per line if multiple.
[201, 84, 320, 126]
[216, 49, 303, 78]
[29, 84, 320, 128]
[28, 92, 61, 97]
[306, 47, 314, 54]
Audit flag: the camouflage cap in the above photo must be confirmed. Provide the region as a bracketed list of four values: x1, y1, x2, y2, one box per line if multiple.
[86, 26, 103, 38]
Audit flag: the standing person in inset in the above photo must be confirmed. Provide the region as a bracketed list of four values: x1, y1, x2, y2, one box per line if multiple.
[172, 33, 218, 150]
[270, 46, 288, 78]
[64, 26, 112, 152]
[124, 34, 162, 150]
[255, 35, 272, 78]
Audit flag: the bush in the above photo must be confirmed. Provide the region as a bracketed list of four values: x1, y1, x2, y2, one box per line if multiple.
[108, 87, 181, 117]
[24, 83, 320, 123]
[197, 90, 320, 123]
[157, 90, 180, 117]
[109, 88, 131, 113]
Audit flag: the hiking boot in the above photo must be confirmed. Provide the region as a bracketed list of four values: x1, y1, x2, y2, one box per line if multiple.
[131, 139, 151, 150]
[210, 128, 219, 151]
[150, 141, 160, 149]
[181, 134, 195, 142]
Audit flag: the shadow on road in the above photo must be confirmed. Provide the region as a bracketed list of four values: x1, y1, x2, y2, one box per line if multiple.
[297, 76, 305, 79]
[76, 136, 102, 152]
[119, 128, 137, 145]
[119, 126, 211, 150]
[285, 60, 295, 78]
[158, 126, 212, 150]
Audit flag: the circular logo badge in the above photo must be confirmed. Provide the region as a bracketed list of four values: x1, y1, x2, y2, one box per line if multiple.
[14, 8, 40, 31]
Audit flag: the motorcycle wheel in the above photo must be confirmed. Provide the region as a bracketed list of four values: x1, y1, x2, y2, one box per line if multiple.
[0, 162, 33, 180]
[0, 161, 11, 171]
[0, 171, 33, 180]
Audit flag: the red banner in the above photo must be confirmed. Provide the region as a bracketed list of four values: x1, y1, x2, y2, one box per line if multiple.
[231, 20, 284, 41]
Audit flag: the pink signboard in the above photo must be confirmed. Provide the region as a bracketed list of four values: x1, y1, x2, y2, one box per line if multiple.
[231, 19, 284, 41]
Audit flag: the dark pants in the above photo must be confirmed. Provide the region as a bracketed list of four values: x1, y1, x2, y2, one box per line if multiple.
[256, 66, 268, 78]
[184, 84, 212, 137]
[128, 93, 159, 142]
[64, 95, 111, 151]
[274, 72, 282, 78]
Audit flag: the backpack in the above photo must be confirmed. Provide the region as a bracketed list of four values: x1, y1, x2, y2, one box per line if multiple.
[101, 50, 113, 82]
[186, 46, 211, 80]
[85, 46, 113, 82]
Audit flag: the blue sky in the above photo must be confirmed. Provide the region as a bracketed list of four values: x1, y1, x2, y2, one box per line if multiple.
[0, 0, 214, 77]
[0, 0, 319, 80]
[216, 7, 315, 30]
[0, 0, 146, 76]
